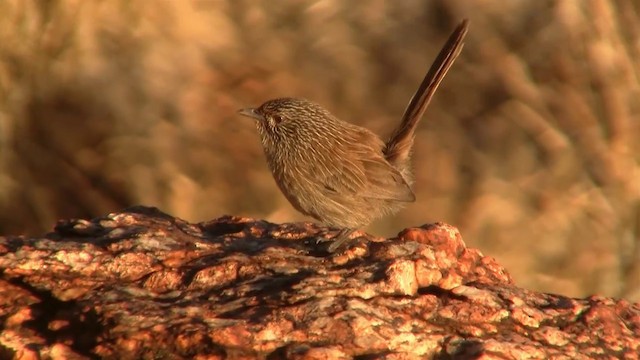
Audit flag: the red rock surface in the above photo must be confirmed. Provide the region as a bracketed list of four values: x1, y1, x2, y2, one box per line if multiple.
[0, 206, 638, 359]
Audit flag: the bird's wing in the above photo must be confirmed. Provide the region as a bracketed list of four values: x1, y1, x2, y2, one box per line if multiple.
[318, 129, 415, 202]
[359, 155, 415, 202]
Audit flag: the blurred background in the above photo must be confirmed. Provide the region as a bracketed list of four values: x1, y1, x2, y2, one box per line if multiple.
[0, 0, 639, 300]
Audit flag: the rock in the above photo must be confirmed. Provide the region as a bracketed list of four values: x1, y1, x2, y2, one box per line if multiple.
[0, 206, 638, 359]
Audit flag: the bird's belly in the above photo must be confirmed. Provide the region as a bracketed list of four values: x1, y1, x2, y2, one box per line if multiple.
[271, 169, 405, 228]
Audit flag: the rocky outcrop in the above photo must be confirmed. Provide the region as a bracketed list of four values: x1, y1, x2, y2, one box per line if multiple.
[1, 206, 638, 359]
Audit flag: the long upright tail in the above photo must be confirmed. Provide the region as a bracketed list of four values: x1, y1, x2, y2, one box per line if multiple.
[384, 19, 469, 169]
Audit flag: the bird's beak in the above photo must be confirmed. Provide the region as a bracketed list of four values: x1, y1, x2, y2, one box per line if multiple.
[238, 107, 264, 121]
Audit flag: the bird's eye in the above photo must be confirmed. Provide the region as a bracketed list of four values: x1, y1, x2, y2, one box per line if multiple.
[272, 115, 283, 125]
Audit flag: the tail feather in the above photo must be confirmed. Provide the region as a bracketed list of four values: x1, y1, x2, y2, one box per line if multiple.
[384, 19, 469, 169]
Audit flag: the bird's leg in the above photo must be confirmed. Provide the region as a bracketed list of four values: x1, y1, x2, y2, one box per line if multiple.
[326, 228, 359, 253]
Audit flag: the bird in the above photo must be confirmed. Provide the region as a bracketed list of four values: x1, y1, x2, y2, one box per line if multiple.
[238, 19, 469, 252]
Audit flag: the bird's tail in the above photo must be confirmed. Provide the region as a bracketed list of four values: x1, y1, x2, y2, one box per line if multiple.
[384, 19, 469, 171]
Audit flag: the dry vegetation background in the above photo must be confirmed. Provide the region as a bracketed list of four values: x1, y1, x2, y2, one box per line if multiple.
[1, 0, 639, 300]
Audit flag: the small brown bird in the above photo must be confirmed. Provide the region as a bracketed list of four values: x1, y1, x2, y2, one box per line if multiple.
[239, 20, 469, 252]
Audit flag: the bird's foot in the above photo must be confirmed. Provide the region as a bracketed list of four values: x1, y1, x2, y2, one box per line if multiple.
[322, 228, 360, 253]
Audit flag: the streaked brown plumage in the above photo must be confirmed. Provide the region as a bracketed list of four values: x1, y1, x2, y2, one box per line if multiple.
[239, 20, 469, 252]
